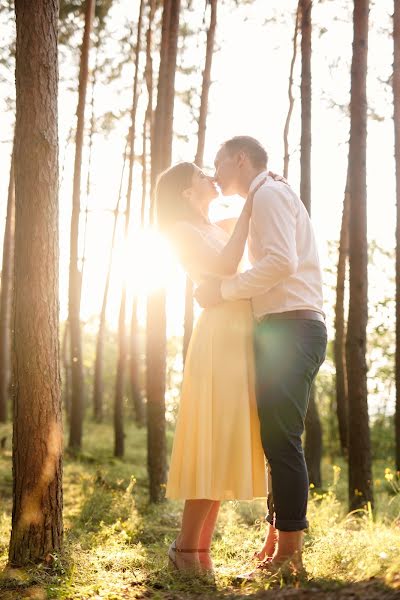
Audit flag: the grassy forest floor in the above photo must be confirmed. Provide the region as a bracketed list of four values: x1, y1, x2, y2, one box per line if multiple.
[0, 421, 399, 599]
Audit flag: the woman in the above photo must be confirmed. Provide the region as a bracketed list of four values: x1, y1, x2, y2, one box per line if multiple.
[156, 162, 274, 573]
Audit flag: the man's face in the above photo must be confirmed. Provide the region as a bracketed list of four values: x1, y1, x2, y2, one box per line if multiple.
[214, 146, 240, 196]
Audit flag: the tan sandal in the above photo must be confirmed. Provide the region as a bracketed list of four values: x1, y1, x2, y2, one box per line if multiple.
[168, 539, 209, 571]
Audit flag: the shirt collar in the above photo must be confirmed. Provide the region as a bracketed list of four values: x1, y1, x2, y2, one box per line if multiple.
[249, 170, 270, 195]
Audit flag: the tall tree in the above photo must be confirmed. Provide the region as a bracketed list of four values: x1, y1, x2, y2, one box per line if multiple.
[9, 0, 63, 565]
[92, 150, 127, 422]
[346, 0, 373, 511]
[394, 0, 400, 472]
[183, 0, 217, 362]
[140, 0, 156, 227]
[334, 169, 350, 457]
[283, 1, 300, 179]
[114, 0, 145, 457]
[68, 0, 95, 451]
[298, 0, 323, 488]
[0, 145, 15, 423]
[146, 0, 180, 503]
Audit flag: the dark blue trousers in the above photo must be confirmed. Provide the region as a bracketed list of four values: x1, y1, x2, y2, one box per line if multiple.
[253, 318, 327, 532]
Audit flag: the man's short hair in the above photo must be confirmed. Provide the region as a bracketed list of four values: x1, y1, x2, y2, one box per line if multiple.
[222, 136, 268, 169]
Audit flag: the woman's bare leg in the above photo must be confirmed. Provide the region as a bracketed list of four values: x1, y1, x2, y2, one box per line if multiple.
[173, 499, 215, 570]
[198, 501, 220, 549]
[197, 501, 220, 570]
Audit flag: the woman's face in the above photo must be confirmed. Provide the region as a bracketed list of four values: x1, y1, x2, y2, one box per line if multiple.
[188, 165, 219, 206]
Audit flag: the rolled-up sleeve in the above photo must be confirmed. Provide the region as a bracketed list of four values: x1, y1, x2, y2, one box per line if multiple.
[221, 185, 298, 301]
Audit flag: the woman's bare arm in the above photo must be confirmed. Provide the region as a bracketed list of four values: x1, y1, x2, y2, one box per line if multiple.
[171, 196, 253, 278]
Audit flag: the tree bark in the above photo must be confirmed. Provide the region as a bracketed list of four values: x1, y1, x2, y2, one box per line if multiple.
[346, 0, 373, 511]
[140, 0, 156, 227]
[9, 0, 63, 565]
[130, 297, 144, 425]
[299, 0, 312, 214]
[334, 170, 350, 458]
[93, 149, 128, 422]
[393, 0, 400, 472]
[61, 323, 71, 421]
[194, 0, 217, 169]
[183, 0, 217, 363]
[0, 145, 15, 423]
[114, 0, 145, 457]
[283, 2, 301, 179]
[146, 0, 180, 503]
[114, 0, 144, 440]
[298, 0, 323, 488]
[305, 384, 323, 488]
[68, 0, 95, 451]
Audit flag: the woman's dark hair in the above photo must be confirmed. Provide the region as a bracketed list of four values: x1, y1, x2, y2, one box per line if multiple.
[155, 162, 195, 231]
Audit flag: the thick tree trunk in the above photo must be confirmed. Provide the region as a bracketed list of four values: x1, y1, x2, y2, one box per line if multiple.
[147, 0, 180, 503]
[68, 0, 95, 451]
[346, 0, 373, 511]
[0, 146, 15, 423]
[393, 0, 400, 472]
[283, 2, 300, 179]
[9, 0, 63, 565]
[299, 0, 323, 488]
[334, 171, 350, 458]
[183, 0, 217, 363]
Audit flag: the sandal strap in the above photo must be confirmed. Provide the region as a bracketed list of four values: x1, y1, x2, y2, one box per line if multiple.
[175, 547, 209, 553]
[171, 539, 210, 554]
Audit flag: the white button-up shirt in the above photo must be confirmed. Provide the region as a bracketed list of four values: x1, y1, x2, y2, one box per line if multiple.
[220, 171, 324, 321]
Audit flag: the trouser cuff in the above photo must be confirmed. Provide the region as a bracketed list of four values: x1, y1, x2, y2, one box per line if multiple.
[265, 514, 308, 531]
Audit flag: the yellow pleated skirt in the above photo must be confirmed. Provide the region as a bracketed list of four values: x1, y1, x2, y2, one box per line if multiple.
[166, 300, 268, 501]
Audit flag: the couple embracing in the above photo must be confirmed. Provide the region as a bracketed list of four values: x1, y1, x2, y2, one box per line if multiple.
[155, 136, 327, 578]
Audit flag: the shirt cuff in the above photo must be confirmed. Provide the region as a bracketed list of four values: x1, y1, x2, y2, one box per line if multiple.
[220, 277, 238, 301]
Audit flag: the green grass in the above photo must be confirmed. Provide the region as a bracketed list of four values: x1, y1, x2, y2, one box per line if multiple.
[0, 421, 399, 599]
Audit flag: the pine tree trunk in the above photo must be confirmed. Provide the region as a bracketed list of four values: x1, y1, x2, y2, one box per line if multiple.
[393, 0, 400, 472]
[299, 0, 312, 214]
[93, 149, 127, 422]
[283, 2, 300, 179]
[334, 171, 350, 458]
[9, 0, 63, 565]
[183, 0, 217, 363]
[130, 297, 144, 425]
[61, 323, 71, 421]
[194, 0, 217, 169]
[114, 0, 145, 457]
[305, 384, 323, 488]
[141, 0, 156, 228]
[299, 0, 323, 488]
[0, 146, 15, 423]
[68, 0, 95, 450]
[346, 0, 373, 511]
[147, 0, 180, 503]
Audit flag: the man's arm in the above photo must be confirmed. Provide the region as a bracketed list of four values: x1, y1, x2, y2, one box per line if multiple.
[220, 184, 298, 301]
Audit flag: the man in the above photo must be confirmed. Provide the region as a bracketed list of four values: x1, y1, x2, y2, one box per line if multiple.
[195, 136, 327, 575]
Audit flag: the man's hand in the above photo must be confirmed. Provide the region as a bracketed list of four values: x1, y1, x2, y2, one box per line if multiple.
[194, 279, 224, 308]
[268, 171, 289, 186]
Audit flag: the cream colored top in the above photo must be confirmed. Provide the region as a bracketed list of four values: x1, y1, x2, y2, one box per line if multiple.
[177, 222, 230, 285]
